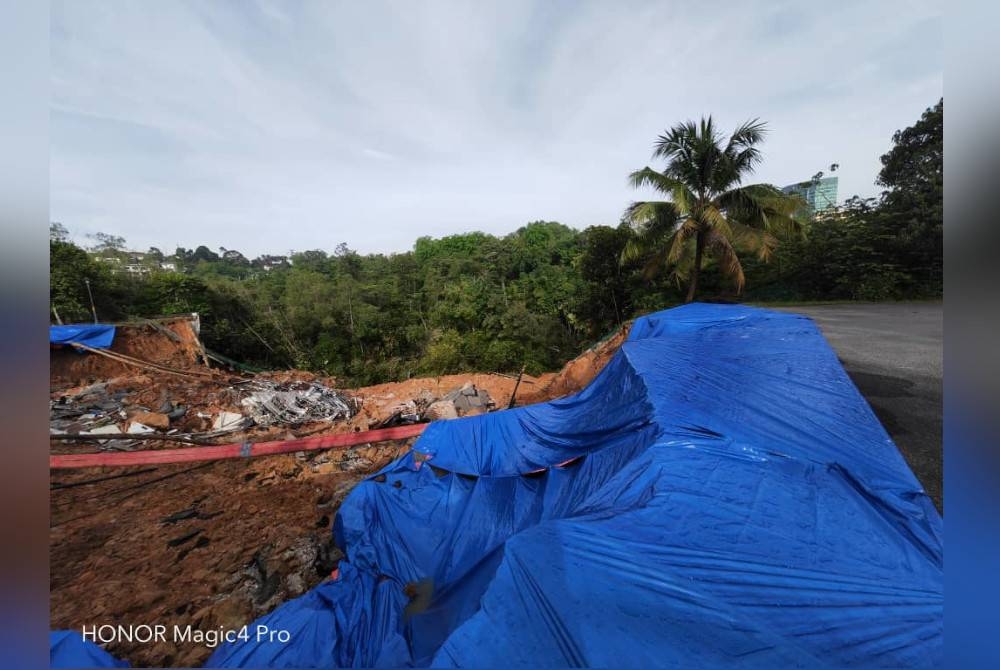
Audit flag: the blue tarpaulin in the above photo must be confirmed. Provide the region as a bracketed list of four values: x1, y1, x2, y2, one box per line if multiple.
[50, 324, 117, 349]
[199, 304, 939, 666]
[50, 631, 129, 668]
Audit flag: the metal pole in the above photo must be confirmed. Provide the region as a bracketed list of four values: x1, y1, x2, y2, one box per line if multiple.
[84, 278, 98, 323]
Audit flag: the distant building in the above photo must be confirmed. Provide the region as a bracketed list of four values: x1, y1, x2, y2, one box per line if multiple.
[254, 254, 291, 271]
[94, 250, 182, 276]
[781, 176, 838, 216]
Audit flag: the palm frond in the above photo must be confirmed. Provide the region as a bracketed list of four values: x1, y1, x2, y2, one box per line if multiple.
[620, 201, 682, 265]
[638, 246, 669, 280]
[653, 119, 720, 193]
[699, 204, 733, 241]
[705, 229, 745, 293]
[667, 218, 699, 263]
[665, 237, 696, 288]
[727, 118, 767, 151]
[728, 220, 779, 261]
[628, 168, 694, 212]
[621, 234, 653, 266]
[622, 200, 681, 230]
[652, 120, 699, 161]
[727, 146, 763, 179]
[718, 184, 804, 236]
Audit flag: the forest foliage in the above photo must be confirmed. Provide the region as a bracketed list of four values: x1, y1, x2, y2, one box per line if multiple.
[50, 101, 942, 385]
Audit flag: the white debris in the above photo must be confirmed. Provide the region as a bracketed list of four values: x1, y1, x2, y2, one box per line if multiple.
[82, 425, 124, 436]
[213, 411, 245, 430]
[240, 381, 357, 426]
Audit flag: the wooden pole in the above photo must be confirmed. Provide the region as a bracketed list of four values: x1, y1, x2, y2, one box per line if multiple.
[507, 365, 526, 409]
[84, 278, 98, 323]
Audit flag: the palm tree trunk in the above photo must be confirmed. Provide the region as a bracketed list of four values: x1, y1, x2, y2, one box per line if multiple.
[685, 230, 706, 303]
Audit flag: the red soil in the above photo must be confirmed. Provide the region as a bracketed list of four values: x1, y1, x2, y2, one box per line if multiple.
[49, 320, 630, 666]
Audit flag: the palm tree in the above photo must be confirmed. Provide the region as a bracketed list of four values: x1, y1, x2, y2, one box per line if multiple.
[622, 117, 804, 303]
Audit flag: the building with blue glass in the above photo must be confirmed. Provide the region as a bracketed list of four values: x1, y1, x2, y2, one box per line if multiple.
[781, 176, 838, 215]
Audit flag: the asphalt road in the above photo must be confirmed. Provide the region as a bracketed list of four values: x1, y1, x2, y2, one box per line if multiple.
[772, 302, 943, 512]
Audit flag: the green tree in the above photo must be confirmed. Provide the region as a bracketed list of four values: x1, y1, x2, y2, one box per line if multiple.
[88, 232, 127, 253]
[622, 117, 804, 302]
[877, 99, 943, 289]
[191, 245, 220, 263]
[49, 240, 124, 322]
[576, 225, 634, 336]
[50, 222, 70, 242]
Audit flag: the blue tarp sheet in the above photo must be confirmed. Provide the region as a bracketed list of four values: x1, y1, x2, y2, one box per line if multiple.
[202, 303, 937, 667]
[50, 324, 116, 349]
[50, 631, 129, 668]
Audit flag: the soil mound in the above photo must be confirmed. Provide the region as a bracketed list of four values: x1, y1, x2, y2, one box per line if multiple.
[51, 317, 205, 387]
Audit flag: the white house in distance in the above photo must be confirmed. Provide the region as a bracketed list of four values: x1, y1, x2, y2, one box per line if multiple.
[93, 250, 183, 275]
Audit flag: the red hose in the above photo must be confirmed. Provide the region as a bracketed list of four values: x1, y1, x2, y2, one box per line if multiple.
[50, 423, 428, 469]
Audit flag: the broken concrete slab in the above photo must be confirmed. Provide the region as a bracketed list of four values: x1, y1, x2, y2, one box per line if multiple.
[129, 411, 170, 430]
[425, 400, 458, 421]
[213, 411, 244, 431]
[437, 383, 494, 415]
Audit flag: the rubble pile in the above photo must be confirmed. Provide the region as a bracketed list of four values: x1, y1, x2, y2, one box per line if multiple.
[50, 382, 130, 434]
[48, 317, 631, 667]
[375, 381, 496, 426]
[240, 380, 358, 427]
[50, 376, 361, 450]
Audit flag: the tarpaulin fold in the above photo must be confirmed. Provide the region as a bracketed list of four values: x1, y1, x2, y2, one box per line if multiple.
[50, 631, 129, 668]
[194, 303, 942, 667]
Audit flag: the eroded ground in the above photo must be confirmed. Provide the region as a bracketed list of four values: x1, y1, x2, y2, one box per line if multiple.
[50, 321, 625, 666]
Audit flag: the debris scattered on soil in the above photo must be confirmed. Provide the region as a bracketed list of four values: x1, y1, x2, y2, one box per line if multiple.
[50, 382, 127, 434]
[240, 380, 358, 427]
[49, 315, 632, 667]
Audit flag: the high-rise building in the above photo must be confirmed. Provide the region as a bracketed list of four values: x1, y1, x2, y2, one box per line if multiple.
[781, 176, 838, 216]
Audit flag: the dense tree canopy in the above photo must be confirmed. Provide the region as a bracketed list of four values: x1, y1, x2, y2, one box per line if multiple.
[876, 99, 943, 287]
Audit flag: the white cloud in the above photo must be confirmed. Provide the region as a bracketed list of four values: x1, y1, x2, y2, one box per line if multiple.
[51, 0, 942, 256]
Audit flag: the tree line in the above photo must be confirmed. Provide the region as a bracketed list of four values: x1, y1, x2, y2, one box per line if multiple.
[50, 100, 941, 386]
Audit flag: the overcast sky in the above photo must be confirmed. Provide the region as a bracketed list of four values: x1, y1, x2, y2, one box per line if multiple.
[51, 0, 942, 257]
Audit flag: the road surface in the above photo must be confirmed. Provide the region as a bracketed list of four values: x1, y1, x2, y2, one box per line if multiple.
[772, 302, 943, 512]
